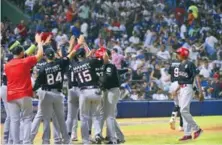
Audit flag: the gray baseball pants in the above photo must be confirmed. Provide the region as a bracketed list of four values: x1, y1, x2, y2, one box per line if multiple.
[38, 89, 69, 144]
[79, 88, 102, 144]
[179, 84, 199, 136]
[31, 89, 61, 144]
[99, 88, 124, 142]
[66, 87, 79, 137]
[7, 96, 33, 144]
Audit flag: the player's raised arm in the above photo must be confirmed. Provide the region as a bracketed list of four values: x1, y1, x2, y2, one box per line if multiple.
[35, 33, 51, 61]
[67, 35, 85, 59]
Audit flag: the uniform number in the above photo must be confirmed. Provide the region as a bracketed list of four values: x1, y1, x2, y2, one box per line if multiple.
[78, 70, 92, 83]
[71, 71, 75, 82]
[47, 72, 62, 85]
[96, 72, 103, 76]
[174, 68, 179, 77]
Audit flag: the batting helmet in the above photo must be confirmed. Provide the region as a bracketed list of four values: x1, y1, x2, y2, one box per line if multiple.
[95, 47, 107, 59]
[44, 46, 55, 60]
[176, 47, 189, 59]
[76, 48, 86, 58]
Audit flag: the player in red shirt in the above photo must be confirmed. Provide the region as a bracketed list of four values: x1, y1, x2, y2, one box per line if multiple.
[5, 33, 50, 144]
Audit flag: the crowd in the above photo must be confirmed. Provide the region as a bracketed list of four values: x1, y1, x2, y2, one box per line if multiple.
[2, 0, 222, 101]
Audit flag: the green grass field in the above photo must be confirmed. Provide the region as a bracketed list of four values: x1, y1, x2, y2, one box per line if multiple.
[1, 116, 222, 144]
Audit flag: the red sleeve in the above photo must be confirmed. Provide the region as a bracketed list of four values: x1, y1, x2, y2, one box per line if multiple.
[24, 56, 38, 68]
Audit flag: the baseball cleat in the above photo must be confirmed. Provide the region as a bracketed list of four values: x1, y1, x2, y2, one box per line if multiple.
[193, 128, 203, 139]
[106, 141, 118, 144]
[94, 134, 103, 144]
[169, 118, 176, 130]
[117, 139, 126, 144]
[179, 135, 192, 141]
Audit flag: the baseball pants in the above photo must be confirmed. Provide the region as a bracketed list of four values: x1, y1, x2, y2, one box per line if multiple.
[7, 96, 33, 144]
[79, 88, 102, 144]
[31, 89, 61, 144]
[66, 87, 79, 137]
[99, 88, 125, 142]
[0, 85, 13, 144]
[179, 84, 199, 136]
[38, 89, 69, 144]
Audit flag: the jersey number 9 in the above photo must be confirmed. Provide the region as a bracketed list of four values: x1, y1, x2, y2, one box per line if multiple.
[47, 72, 62, 85]
[174, 68, 179, 77]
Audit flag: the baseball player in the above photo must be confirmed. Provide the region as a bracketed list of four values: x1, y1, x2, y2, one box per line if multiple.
[172, 47, 204, 141]
[66, 62, 80, 141]
[33, 35, 78, 144]
[98, 49, 127, 144]
[4, 33, 45, 144]
[168, 61, 183, 131]
[31, 57, 62, 144]
[72, 47, 108, 144]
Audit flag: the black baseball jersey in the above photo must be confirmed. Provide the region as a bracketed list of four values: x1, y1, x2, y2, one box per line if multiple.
[72, 58, 103, 88]
[33, 57, 70, 91]
[36, 58, 47, 72]
[66, 60, 78, 88]
[168, 61, 180, 82]
[101, 63, 121, 89]
[178, 60, 199, 85]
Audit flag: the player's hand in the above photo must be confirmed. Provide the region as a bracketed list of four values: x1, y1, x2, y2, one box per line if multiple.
[77, 35, 85, 45]
[171, 91, 177, 98]
[35, 33, 42, 44]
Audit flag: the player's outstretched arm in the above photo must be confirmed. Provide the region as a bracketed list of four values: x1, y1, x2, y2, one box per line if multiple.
[35, 33, 51, 61]
[67, 35, 85, 59]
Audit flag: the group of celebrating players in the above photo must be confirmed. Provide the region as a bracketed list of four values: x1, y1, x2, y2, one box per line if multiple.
[1, 32, 204, 144]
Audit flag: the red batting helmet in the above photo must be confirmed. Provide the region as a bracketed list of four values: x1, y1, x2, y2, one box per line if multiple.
[176, 47, 189, 59]
[95, 47, 107, 59]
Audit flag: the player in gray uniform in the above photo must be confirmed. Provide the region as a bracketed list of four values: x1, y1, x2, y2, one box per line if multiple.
[31, 58, 61, 144]
[72, 47, 108, 144]
[66, 62, 80, 141]
[172, 47, 203, 141]
[33, 36, 77, 144]
[99, 50, 127, 144]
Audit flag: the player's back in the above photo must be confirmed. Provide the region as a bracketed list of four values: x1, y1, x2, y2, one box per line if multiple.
[40, 58, 69, 90]
[72, 58, 103, 88]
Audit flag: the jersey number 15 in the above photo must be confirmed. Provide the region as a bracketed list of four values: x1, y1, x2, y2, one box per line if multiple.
[78, 70, 92, 83]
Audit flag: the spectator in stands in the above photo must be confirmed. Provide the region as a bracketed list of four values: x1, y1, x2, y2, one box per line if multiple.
[204, 32, 218, 60]
[156, 45, 171, 60]
[187, 10, 195, 26]
[199, 59, 212, 78]
[17, 20, 27, 39]
[111, 48, 124, 69]
[208, 73, 222, 99]
[78, 2, 90, 21]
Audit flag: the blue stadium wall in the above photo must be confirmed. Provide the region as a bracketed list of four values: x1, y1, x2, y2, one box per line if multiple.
[1, 100, 222, 123]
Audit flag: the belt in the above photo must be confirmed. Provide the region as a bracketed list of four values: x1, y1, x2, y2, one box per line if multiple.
[80, 86, 99, 90]
[180, 84, 192, 88]
[42, 88, 62, 92]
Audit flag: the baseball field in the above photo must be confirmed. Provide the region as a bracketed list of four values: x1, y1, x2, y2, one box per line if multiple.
[1, 116, 222, 144]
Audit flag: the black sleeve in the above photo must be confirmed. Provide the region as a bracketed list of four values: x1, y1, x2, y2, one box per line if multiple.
[168, 65, 172, 74]
[33, 68, 45, 91]
[61, 57, 70, 68]
[188, 62, 199, 77]
[91, 58, 104, 68]
[118, 69, 128, 75]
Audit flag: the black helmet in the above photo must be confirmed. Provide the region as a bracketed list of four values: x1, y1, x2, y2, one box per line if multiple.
[75, 48, 86, 58]
[44, 46, 55, 60]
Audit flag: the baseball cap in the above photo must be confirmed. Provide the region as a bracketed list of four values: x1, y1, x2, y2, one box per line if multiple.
[44, 48, 55, 60]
